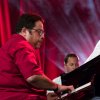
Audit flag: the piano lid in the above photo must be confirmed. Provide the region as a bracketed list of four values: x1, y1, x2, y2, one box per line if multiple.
[61, 55, 100, 96]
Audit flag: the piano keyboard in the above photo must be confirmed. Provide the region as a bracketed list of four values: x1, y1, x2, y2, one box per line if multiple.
[61, 82, 91, 98]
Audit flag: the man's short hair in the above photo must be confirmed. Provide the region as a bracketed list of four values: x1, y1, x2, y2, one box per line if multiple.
[64, 53, 79, 64]
[16, 13, 44, 33]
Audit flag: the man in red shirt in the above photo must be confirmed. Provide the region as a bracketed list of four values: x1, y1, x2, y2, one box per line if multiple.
[0, 13, 74, 100]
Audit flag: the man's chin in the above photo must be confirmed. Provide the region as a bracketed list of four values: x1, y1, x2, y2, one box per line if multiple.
[34, 42, 43, 49]
[35, 44, 41, 49]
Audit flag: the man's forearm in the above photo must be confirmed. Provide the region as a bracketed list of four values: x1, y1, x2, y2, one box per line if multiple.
[26, 74, 58, 91]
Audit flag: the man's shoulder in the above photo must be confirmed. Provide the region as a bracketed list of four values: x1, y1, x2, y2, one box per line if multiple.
[12, 34, 34, 49]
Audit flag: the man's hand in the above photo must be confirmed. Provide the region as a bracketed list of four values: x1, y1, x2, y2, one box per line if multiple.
[57, 85, 74, 93]
[47, 92, 58, 100]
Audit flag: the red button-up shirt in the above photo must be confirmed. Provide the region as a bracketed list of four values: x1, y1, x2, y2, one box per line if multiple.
[0, 34, 46, 100]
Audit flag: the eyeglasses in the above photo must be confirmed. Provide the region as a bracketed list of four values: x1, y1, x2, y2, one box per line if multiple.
[32, 29, 45, 36]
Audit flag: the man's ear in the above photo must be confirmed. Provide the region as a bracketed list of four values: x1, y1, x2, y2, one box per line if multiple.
[64, 63, 66, 67]
[64, 62, 67, 65]
[21, 27, 28, 36]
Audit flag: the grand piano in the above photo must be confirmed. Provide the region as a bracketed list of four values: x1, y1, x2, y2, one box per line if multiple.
[60, 55, 100, 100]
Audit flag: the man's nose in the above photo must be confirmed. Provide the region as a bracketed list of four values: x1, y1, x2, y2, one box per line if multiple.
[41, 33, 45, 39]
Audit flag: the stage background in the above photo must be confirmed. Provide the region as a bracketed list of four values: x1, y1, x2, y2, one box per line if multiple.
[0, 0, 100, 79]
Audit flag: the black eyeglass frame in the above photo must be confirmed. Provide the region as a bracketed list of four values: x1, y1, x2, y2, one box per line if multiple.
[31, 29, 45, 36]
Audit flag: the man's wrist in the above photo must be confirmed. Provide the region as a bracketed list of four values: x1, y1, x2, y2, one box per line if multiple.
[53, 84, 59, 93]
